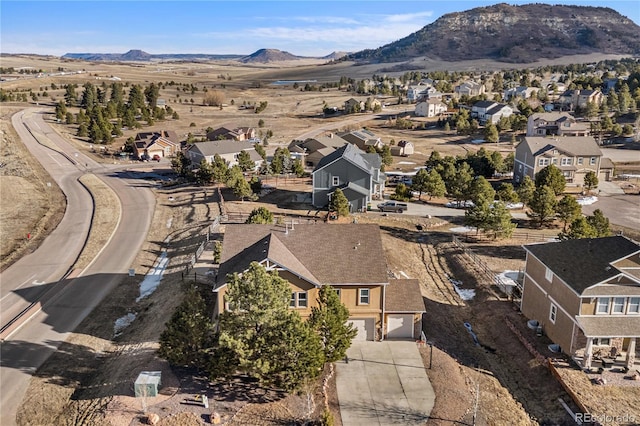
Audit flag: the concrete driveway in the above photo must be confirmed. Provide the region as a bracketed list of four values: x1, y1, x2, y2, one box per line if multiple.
[336, 341, 434, 426]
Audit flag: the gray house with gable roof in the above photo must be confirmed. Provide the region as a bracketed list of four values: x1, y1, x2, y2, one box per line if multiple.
[312, 143, 385, 212]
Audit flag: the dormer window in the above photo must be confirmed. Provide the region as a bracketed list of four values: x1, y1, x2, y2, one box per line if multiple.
[596, 297, 610, 314]
[332, 176, 340, 186]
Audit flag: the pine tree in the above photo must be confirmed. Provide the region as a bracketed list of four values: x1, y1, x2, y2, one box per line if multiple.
[329, 188, 350, 216]
[527, 185, 557, 227]
[308, 285, 357, 363]
[237, 150, 255, 172]
[584, 171, 599, 192]
[245, 207, 274, 224]
[587, 209, 612, 237]
[424, 169, 446, 200]
[410, 169, 429, 200]
[517, 176, 536, 206]
[535, 164, 566, 196]
[556, 195, 582, 231]
[219, 262, 323, 391]
[158, 285, 215, 368]
[485, 201, 516, 239]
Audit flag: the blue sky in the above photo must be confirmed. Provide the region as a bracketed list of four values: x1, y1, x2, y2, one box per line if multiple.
[1, 1, 639, 57]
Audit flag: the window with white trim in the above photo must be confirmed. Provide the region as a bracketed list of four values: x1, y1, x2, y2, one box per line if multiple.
[290, 291, 308, 308]
[332, 176, 340, 186]
[545, 267, 553, 282]
[358, 288, 370, 305]
[549, 303, 557, 323]
[552, 158, 558, 165]
[628, 297, 640, 314]
[577, 157, 583, 165]
[590, 157, 597, 165]
[593, 338, 610, 346]
[561, 157, 572, 166]
[538, 158, 550, 166]
[596, 297, 610, 314]
[333, 288, 341, 300]
[612, 297, 625, 314]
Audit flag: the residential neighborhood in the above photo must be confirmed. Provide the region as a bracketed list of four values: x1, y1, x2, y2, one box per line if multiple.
[2, 5, 640, 424]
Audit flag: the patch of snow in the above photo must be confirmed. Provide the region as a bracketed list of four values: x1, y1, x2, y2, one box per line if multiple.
[577, 196, 598, 205]
[496, 270, 519, 286]
[114, 312, 136, 337]
[398, 161, 416, 165]
[166, 218, 173, 228]
[505, 202, 524, 209]
[449, 226, 477, 233]
[399, 271, 410, 279]
[137, 251, 169, 302]
[449, 277, 475, 300]
[471, 139, 485, 144]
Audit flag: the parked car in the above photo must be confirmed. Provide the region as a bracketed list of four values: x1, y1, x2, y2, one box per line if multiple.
[377, 201, 408, 213]
[445, 200, 475, 209]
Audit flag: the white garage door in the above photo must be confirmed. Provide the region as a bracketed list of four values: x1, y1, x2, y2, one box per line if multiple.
[349, 318, 375, 341]
[387, 314, 414, 339]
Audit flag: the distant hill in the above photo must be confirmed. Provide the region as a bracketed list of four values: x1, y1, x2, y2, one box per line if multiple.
[347, 3, 640, 63]
[323, 51, 350, 60]
[239, 49, 302, 63]
[62, 49, 243, 62]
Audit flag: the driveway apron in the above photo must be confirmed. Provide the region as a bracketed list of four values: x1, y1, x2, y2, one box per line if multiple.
[336, 341, 435, 426]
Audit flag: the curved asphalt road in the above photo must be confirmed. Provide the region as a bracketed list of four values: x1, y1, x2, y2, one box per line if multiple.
[0, 109, 155, 425]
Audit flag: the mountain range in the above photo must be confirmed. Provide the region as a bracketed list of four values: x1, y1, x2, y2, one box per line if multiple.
[62, 3, 640, 65]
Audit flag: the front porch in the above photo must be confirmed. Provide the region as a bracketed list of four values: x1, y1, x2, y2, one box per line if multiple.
[572, 338, 640, 386]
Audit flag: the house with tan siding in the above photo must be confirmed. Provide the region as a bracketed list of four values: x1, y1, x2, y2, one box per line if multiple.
[512, 136, 609, 186]
[213, 224, 425, 341]
[521, 236, 640, 371]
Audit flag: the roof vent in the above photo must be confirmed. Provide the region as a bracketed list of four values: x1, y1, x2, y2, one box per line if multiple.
[605, 266, 612, 271]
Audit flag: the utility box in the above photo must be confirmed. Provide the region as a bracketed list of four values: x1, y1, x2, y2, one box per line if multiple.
[134, 371, 162, 397]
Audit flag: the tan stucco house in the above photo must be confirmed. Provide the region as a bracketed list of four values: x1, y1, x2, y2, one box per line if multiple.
[213, 224, 425, 341]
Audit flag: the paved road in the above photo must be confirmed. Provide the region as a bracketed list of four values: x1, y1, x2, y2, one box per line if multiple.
[582, 194, 640, 231]
[336, 341, 435, 425]
[0, 109, 155, 425]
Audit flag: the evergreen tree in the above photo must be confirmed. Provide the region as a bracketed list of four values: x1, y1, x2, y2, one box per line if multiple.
[245, 207, 274, 224]
[308, 285, 357, 363]
[410, 169, 429, 200]
[254, 143, 267, 160]
[64, 84, 77, 107]
[271, 147, 290, 174]
[196, 159, 214, 184]
[496, 183, 519, 203]
[465, 196, 492, 234]
[171, 151, 192, 177]
[469, 176, 496, 205]
[556, 195, 582, 231]
[587, 209, 612, 237]
[329, 188, 350, 216]
[485, 201, 516, 239]
[527, 185, 557, 227]
[55, 100, 67, 120]
[448, 162, 474, 204]
[158, 284, 215, 368]
[584, 171, 599, 192]
[424, 169, 446, 200]
[237, 150, 255, 172]
[517, 176, 536, 206]
[249, 176, 262, 194]
[559, 216, 597, 240]
[219, 262, 324, 391]
[212, 154, 229, 185]
[227, 165, 254, 201]
[484, 123, 499, 143]
[535, 164, 566, 195]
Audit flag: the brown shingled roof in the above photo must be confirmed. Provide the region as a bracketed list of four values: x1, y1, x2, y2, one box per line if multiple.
[385, 279, 426, 313]
[216, 224, 389, 289]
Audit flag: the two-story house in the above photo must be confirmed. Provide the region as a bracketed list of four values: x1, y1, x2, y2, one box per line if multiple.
[512, 136, 610, 186]
[186, 140, 263, 170]
[521, 236, 640, 370]
[206, 126, 256, 142]
[288, 134, 349, 168]
[407, 83, 431, 103]
[213, 223, 426, 341]
[503, 86, 537, 101]
[312, 143, 385, 212]
[526, 112, 590, 137]
[454, 80, 486, 98]
[415, 99, 447, 118]
[337, 129, 384, 151]
[471, 101, 513, 125]
[133, 130, 180, 160]
[558, 89, 604, 111]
